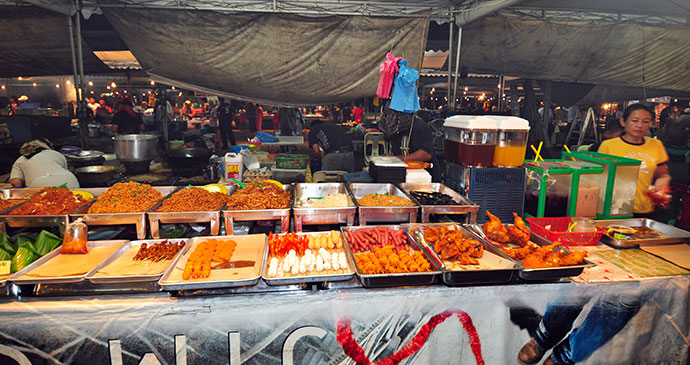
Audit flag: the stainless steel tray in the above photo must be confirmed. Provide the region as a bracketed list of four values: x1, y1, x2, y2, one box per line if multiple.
[292, 183, 356, 231]
[222, 185, 292, 234]
[70, 186, 176, 239]
[398, 183, 480, 223]
[467, 224, 595, 281]
[86, 238, 189, 284]
[596, 218, 690, 248]
[347, 183, 419, 226]
[148, 186, 235, 238]
[9, 240, 128, 285]
[0, 188, 89, 230]
[341, 225, 441, 287]
[158, 234, 267, 291]
[262, 231, 355, 286]
[404, 223, 519, 285]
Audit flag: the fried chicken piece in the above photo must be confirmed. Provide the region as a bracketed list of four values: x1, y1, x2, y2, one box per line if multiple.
[559, 251, 587, 266]
[502, 243, 539, 260]
[483, 210, 511, 243]
[507, 213, 531, 247]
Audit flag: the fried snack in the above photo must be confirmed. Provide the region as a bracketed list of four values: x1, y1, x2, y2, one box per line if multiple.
[507, 213, 530, 247]
[133, 240, 186, 262]
[88, 182, 163, 213]
[10, 187, 91, 215]
[182, 239, 237, 280]
[358, 193, 414, 207]
[424, 226, 483, 265]
[0, 198, 25, 212]
[482, 210, 511, 243]
[355, 245, 431, 274]
[156, 187, 229, 212]
[520, 244, 587, 268]
[225, 182, 289, 210]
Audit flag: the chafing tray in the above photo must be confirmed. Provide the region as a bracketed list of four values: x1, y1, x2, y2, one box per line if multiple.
[70, 186, 176, 240]
[347, 183, 419, 226]
[222, 185, 292, 235]
[596, 218, 690, 248]
[467, 224, 595, 281]
[158, 234, 267, 291]
[262, 231, 355, 286]
[404, 223, 519, 285]
[0, 188, 89, 231]
[399, 183, 480, 223]
[341, 225, 441, 287]
[9, 240, 128, 285]
[292, 183, 356, 231]
[148, 186, 236, 239]
[86, 238, 189, 284]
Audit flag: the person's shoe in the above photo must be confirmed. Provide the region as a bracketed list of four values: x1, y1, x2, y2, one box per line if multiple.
[542, 354, 556, 365]
[518, 339, 545, 365]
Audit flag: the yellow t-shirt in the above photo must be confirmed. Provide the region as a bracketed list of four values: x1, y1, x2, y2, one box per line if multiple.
[598, 137, 669, 214]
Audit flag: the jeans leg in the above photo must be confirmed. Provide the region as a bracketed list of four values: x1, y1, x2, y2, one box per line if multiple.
[551, 295, 644, 364]
[533, 302, 587, 352]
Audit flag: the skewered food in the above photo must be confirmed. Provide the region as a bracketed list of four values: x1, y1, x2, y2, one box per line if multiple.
[9, 187, 91, 215]
[410, 191, 458, 205]
[156, 187, 229, 212]
[88, 182, 162, 213]
[225, 182, 289, 210]
[266, 232, 348, 278]
[133, 240, 186, 261]
[421, 225, 483, 265]
[182, 238, 237, 280]
[358, 193, 414, 207]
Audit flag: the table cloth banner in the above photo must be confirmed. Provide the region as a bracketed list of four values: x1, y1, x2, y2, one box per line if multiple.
[0, 276, 687, 364]
[104, 9, 428, 106]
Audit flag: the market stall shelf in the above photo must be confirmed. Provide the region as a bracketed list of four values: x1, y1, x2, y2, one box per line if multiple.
[262, 231, 355, 286]
[596, 218, 690, 248]
[292, 183, 356, 232]
[158, 234, 266, 291]
[347, 183, 419, 226]
[69, 186, 176, 240]
[404, 223, 519, 285]
[147, 186, 235, 239]
[9, 240, 128, 285]
[399, 183, 480, 223]
[222, 185, 291, 235]
[86, 239, 188, 287]
[341, 225, 441, 287]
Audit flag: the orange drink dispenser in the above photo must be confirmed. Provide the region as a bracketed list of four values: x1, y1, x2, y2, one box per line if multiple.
[493, 116, 530, 167]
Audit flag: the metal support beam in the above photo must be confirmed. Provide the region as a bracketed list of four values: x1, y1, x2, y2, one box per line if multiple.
[542, 80, 553, 148]
[509, 82, 519, 116]
[452, 26, 462, 110]
[447, 15, 453, 110]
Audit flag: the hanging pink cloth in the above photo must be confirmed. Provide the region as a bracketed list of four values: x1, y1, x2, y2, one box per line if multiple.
[376, 53, 403, 99]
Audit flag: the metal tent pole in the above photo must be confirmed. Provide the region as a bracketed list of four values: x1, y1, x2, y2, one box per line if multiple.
[67, 15, 80, 102]
[447, 15, 453, 110]
[452, 26, 462, 110]
[74, 2, 90, 148]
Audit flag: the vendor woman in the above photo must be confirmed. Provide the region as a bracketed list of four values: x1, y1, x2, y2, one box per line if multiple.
[598, 103, 671, 218]
[9, 139, 80, 189]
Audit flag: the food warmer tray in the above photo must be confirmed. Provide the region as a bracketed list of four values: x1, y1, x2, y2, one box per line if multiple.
[148, 186, 236, 239]
[467, 224, 596, 281]
[158, 234, 267, 291]
[292, 183, 356, 232]
[596, 218, 690, 248]
[222, 185, 292, 235]
[0, 187, 87, 231]
[341, 225, 442, 288]
[70, 186, 177, 240]
[9, 240, 128, 285]
[346, 183, 419, 226]
[262, 231, 355, 286]
[398, 183, 480, 223]
[404, 223, 519, 285]
[86, 238, 189, 284]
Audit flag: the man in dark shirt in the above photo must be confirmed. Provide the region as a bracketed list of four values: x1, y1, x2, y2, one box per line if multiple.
[308, 120, 354, 172]
[389, 118, 441, 181]
[217, 97, 236, 149]
[111, 98, 144, 135]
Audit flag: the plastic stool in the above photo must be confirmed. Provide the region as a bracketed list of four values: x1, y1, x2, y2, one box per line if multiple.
[364, 132, 387, 164]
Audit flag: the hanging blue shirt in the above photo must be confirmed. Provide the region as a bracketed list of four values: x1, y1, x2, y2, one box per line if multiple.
[389, 59, 421, 113]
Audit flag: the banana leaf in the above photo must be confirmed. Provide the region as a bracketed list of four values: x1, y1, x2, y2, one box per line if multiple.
[33, 230, 61, 256]
[0, 247, 12, 262]
[10, 242, 38, 273]
[0, 232, 16, 256]
[12, 233, 35, 250]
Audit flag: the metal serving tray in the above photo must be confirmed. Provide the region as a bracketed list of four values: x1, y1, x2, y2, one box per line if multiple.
[596, 218, 690, 248]
[222, 185, 292, 235]
[9, 240, 128, 285]
[158, 234, 267, 291]
[404, 223, 519, 285]
[467, 224, 595, 281]
[262, 231, 355, 286]
[86, 238, 189, 284]
[399, 183, 480, 223]
[347, 183, 419, 226]
[292, 183, 356, 231]
[341, 225, 441, 288]
[70, 186, 176, 240]
[148, 186, 236, 238]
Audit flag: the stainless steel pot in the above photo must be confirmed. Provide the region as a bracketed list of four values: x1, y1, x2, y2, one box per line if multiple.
[113, 134, 158, 162]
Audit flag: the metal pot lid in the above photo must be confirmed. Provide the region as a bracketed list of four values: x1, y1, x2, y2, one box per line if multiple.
[68, 150, 104, 159]
[75, 165, 118, 173]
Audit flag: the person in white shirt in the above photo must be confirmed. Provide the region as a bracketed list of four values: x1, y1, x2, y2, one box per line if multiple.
[9, 139, 79, 189]
[87, 97, 99, 115]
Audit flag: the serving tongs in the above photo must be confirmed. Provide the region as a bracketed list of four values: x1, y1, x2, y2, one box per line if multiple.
[411, 228, 445, 269]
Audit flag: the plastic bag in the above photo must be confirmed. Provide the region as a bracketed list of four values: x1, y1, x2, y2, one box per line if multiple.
[61, 218, 89, 254]
[255, 131, 279, 143]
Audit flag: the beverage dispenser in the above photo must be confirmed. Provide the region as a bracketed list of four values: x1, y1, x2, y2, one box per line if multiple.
[560, 160, 604, 217]
[443, 116, 497, 167]
[492, 116, 531, 167]
[524, 161, 574, 217]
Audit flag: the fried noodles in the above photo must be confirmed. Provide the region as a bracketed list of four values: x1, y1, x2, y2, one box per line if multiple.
[156, 187, 229, 212]
[88, 182, 163, 213]
[9, 187, 91, 215]
[225, 182, 289, 210]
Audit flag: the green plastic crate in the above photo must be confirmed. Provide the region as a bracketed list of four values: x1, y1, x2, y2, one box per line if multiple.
[275, 154, 309, 169]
